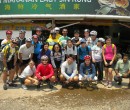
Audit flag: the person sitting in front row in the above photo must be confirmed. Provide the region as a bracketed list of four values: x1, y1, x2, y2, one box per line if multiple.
[60, 54, 78, 87]
[19, 60, 38, 90]
[79, 55, 97, 85]
[114, 54, 130, 88]
[35, 55, 55, 89]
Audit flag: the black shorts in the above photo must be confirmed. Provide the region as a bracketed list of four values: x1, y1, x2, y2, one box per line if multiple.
[7, 60, 15, 70]
[20, 59, 30, 67]
[54, 60, 61, 68]
[19, 77, 26, 84]
[104, 60, 114, 68]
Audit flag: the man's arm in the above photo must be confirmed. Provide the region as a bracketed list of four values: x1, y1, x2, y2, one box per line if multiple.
[61, 63, 70, 80]
[35, 66, 42, 80]
[79, 63, 85, 77]
[45, 64, 54, 79]
[70, 63, 77, 78]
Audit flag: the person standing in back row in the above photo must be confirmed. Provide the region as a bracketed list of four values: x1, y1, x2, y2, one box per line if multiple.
[59, 28, 70, 49]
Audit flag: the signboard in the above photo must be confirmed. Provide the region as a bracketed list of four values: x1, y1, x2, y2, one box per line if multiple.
[0, 23, 45, 30]
[0, 0, 130, 16]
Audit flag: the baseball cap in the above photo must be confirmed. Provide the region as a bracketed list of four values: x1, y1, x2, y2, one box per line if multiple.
[74, 30, 80, 34]
[32, 34, 38, 39]
[36, 27, 42, 31]
[41, 55, 48, 60]
[6, 30, 12, 35]
[84, 29, 90, 32]
[84, 55, 91, 60]
[50, 29, 56, 34]
[90, 30, 97, 36]
[54, 27, 60, 31]
[19, 30, 26, 34]
[11, 38, 18, 44]
[26, 37, 32, 42]
[98, 38, 105, 43]
[80, 39, 86, 43]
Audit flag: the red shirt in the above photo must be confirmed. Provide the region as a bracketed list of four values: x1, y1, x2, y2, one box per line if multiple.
[35, 63, 54, 80]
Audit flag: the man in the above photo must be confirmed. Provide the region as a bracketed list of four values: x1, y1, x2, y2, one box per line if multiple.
[114, 54, 130, 87]
[2, 38, 18, 90]
[59, 28, 70, 49]
[14, 30, 26, 81]
[32, 35, 42, 66]
[92, 38, 104, 81]
[79, 55, 97, 85]
[90, 30, 98, 48]
[71, 30, 82, 47]
[1, 30, 12, 49]
[19, 38, 34, 74]
[17, 30, 26, 47]
[35, 27, 46, 44]
[60, 54, 78, 87]
[35, 55, 55, 89]
[47, 30, 60, 50]
[77, 39, 91, 67]
[65, 39, 77, 60]
[54, 27, 61, 37]
[80, 29, 91, 46]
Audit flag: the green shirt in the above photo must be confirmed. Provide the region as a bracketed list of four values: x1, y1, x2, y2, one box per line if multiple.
[115, 60, 130, 75]
[59, 36, 70, 48]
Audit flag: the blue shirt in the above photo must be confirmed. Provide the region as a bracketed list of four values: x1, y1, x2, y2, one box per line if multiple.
[79, 63, 96, 79]
[37, 49, 51, 60]
[32, 41, 42, 54]
[78, 46, 91, 60]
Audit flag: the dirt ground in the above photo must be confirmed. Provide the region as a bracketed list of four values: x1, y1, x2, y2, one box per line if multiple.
[0, 76, 130, 110]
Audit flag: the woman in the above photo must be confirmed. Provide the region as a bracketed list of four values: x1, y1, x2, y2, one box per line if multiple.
[50, 43, 65, 82]
[37, 42, 51, 63]
[32, 34, 42, 66]
[19, 60, 38, 90]
[102, 36, 116, 88]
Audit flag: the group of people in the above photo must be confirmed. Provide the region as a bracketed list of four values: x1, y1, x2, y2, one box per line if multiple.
[0, 27, 130, 90]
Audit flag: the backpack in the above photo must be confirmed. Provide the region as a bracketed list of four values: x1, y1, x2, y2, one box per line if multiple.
[103, 44, 115, 53]
[65, 45, 75, 52]
[79, 46, 89, 55]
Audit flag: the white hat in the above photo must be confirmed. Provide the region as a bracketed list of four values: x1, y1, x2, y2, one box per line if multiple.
[54, 27, 60, 31]
[98, 38, 105, 43]
[84, 29, 90, 32]
[90, 30, 97, 36]
[26, 37, 32, 42]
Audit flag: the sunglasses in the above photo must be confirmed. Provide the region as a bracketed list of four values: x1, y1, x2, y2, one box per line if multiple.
[42, 59, 48, 61]
[12, 42, 17, 45]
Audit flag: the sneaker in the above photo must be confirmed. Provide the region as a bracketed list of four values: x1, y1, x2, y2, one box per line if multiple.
[128, 83, 130, 89]
[108, 82, 112, 88]
[47, 82, 54, 89]
[22, 85, 28, 90]
[3, 84, 8, 90]
[104, 81, 109, 86]
[8, 83, 17, 87]
[117, 81, 122, 85]
[62, 83, 68, 88]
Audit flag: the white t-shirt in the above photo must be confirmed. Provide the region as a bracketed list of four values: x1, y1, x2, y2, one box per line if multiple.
[19, 44, 34, 60]
[61, 61, 77, 80]
[19, 65, 36, 78]
[65, 46, 77, 55]
[92, 45, 102, 62]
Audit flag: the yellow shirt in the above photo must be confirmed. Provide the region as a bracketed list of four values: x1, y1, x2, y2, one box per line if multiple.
[47, 34, 61, 50]
[2, 44, 18, 61]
